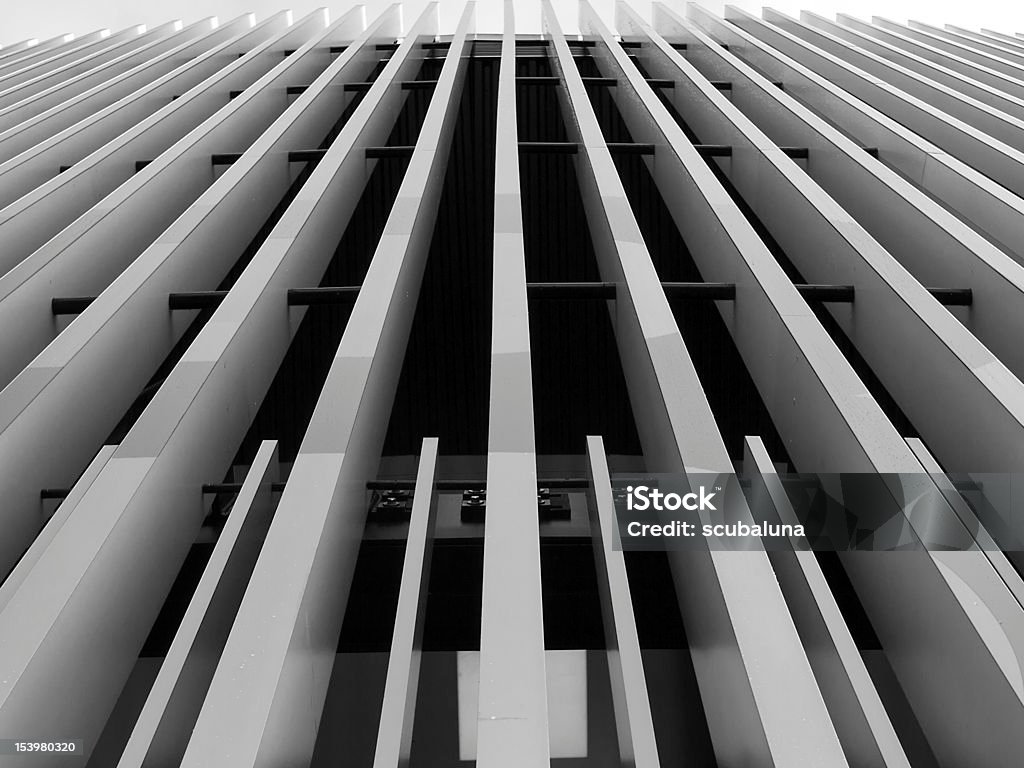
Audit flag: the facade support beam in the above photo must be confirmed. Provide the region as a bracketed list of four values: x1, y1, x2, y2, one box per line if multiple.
[477, 3, 549, 765]
[542, 2, 847, 764]
[180, 5, 473, 765]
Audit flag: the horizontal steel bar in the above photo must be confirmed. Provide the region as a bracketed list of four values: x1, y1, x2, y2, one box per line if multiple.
[50, 296, 95, 314]
[287, 149, 326, 162]
[286, 286, 361, 304]
[210, 152, 242, 165]
[401, 79, 438, 89]
[796, 284, 855, 302]
[344, 81, 373, 92]
[282, 45, 346, 56]
[518, 141, 659, 154]
[525, 280, 736, 299]
[518, 141, 578, 153]
[928, 287, 973, 305]
[59, 281, 962, 317]
[40, 488, 73, 500]
[367, 478, 590, 491]
[365, 145, 415, 158]
[135, 160, 152, 172]
[202, 482, 286, 494]
[694, 143, 732, 157]
[168, 291, 228, 310]
[285, 84, 308, 95]
[607, 141, 656, 154]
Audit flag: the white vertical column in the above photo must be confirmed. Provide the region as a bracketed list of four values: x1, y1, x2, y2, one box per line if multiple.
[585, 436, 660, 768]
[372, 438, 439, 768]
[477, 3, 549, 766]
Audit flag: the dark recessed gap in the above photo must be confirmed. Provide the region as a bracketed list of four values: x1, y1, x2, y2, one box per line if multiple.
[387, 58, 445, 147]
[384, 57, 496, 456]
[337, 539, 406, 652]
[624, 550, 717, 765]
[140, 543, 215, 656]
[516, 54, 563, 142]
[516, 51, 642, 456]
[540, 539, 605, 649]
[422, 539, 484, 651]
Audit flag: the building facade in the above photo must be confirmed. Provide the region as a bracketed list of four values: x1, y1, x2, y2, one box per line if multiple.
[1, 2, 1024, 765]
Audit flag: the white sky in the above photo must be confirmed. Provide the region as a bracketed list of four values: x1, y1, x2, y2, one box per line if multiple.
[2, 0, 1024, 49]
